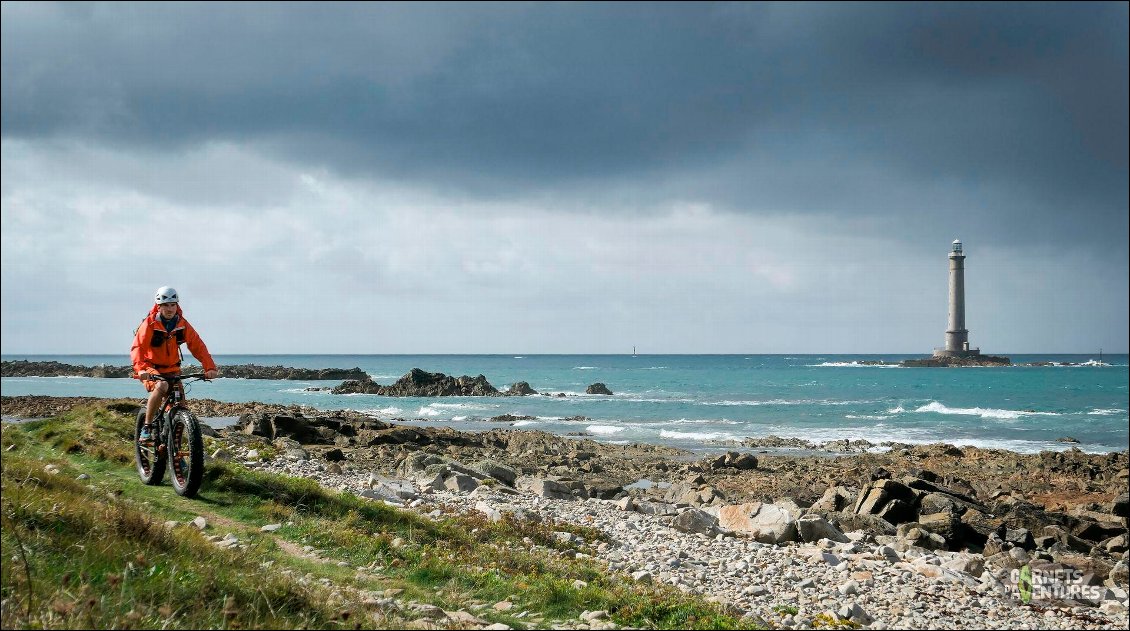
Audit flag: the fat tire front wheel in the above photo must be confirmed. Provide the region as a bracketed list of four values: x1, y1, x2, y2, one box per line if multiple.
[167, 409, 205, 498]
[135, 408, 166, 485]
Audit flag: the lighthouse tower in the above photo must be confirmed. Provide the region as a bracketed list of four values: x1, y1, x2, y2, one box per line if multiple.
[936, 240, 980, 358]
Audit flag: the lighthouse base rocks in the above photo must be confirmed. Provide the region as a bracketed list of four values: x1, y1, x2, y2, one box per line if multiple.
[902, 353, 1011, 367]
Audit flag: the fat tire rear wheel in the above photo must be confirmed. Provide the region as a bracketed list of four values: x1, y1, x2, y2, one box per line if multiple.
[135, 408, 166, 485]
[168, 409, 205, 498]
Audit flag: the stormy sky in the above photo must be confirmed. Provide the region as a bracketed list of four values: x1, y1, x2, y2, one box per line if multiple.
[2, 2, 1127, 354]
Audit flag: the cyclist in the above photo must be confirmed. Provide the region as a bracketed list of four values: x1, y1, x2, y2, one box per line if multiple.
[131, 286, 219, 441]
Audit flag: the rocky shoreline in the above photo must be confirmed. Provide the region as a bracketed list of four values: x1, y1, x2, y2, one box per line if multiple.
[3, 394, 1128, 628]
[214, 412, 1129, 628]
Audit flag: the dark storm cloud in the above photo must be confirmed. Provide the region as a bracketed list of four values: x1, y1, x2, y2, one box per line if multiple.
[3, 2, 1126, 246]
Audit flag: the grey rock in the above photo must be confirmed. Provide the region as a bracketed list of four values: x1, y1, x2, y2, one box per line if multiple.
[796, 514, 850, 544]
[444, 474, 480, 494]
[472, 460, 518, 486]
[672, 508, 720, 536]
[524, 477, 574, 500]
[809, 486, 854, 513]
[718, 502, 799, 544]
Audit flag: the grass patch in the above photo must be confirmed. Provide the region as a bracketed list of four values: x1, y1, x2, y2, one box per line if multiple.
[2, 403, 753, 629]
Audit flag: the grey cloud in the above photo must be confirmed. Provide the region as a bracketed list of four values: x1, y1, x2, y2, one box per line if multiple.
[2, 2, 1127, 249]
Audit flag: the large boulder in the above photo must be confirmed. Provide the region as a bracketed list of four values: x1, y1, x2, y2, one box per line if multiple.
[365, 427, 432, 446]
[853, 479, 921, 525]
[585, 383, 613, 395]
[472, 460, 518, 487]
[795, 514, 850, 543]
[809, 486, 854, 513]
[824, 511, 897, 537]
[709, 451, 759, 471]
[1111, 493, 1129, 519]
[673, 509, 720, 536]
[241, 414, 326, 444]
[718, 502, 800, 544]
[917, 511, 960, 543]
[522, 478, 574, 500]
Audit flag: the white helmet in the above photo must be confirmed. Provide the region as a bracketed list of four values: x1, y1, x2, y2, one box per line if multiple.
[154, 286, 179, 304]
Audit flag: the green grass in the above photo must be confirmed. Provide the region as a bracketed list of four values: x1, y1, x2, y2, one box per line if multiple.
[2, 404, 753, 629]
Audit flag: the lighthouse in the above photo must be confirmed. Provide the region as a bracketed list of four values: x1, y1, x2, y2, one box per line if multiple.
[936, 240, 980, 358]
[903, 240, 1009, 366]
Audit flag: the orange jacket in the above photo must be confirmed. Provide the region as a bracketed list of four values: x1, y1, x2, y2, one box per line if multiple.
[130, 304, 216, 378]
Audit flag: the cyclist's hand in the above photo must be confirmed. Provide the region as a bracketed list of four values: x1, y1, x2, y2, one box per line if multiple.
[204, 369, 219, 380]
[142, 371, 160, 381]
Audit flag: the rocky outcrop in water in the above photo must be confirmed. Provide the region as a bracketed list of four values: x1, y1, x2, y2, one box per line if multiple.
[1, 360, 135, 378]
[901, 355, 1012, 367]
[332, 368, 503, 397]
[0, 360, 368, 380]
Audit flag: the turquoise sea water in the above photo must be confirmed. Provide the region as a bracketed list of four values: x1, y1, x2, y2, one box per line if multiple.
[2, 354, 1127, 454]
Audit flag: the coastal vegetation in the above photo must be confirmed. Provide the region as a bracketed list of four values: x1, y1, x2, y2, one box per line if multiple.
[1, 402, 747, 629]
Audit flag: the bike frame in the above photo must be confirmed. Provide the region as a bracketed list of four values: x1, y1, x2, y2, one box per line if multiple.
[148, 372, 206, 443]
[136, 372, 210, 496]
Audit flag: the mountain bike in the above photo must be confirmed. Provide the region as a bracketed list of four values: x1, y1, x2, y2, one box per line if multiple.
[134, 373, 209, 498]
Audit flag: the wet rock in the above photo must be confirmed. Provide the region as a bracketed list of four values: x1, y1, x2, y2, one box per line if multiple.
[506, 382, 538, 396]
[585, 383, 613, 395]
[709, 451, 758, 471]
[333, 368, 502, 397]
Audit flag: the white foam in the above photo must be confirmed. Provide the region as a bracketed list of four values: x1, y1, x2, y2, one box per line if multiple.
[573, 366, 598, 370]
[751, 425, 1117, 455]
[451, 415, 468, 421]
[659, 430, 734, 441]
[667, 418, 741, 425]
[511, 420, 538, 427]
[845, 414, 893, 420]
[808, 361, 901, 368]
[427, 402, 488, 410]
[587, 425, 626, 435]
[913, 401, 1060, 420]
[1088, 408, 1126, 416]
[416, 406, 443, 417]
[703, 399, 863, 407]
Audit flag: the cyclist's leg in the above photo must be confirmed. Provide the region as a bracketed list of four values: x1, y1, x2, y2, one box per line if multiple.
[144, 380, 169, 425]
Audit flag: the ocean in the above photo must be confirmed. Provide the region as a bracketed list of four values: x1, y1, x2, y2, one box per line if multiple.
[2, 354, 1127, 455]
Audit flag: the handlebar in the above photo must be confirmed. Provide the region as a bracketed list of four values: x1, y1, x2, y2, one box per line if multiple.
[146, 372, 211, 382]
